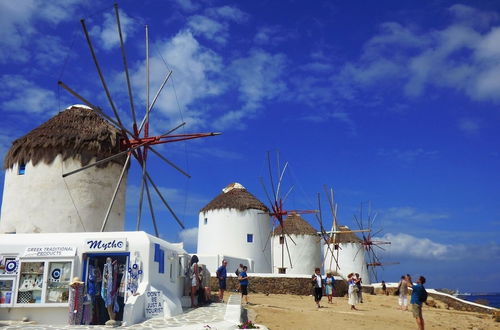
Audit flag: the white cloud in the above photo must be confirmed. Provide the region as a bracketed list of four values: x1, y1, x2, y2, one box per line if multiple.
[179, 227, 198, 249]
[187, 15, 228, 44]
[0, 75, 58, 114]
[206, 6, 248, 22]
[215, 50, 287, 129]
[377, 148, 439, 163]
[458, 117, 480, 135]
[379, 232, 451, 259]
[335, 5, 500, 103]
[130, 30, 225, 128]
[378, 232, 500, 261]
[0, 0, 82, 64]
[173, 0, 200, 12]
[90, 10, 136, 51]
[381, 206, 449, 222]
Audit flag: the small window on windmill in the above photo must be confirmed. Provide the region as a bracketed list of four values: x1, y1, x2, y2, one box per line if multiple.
[279, 236, 285, 245]
[278, 267, 286, 274]
[18, 163, 26, 175]
[247, 234, 253, 243]
[334, 244, 339, 250]
[204, 218, 208, 225]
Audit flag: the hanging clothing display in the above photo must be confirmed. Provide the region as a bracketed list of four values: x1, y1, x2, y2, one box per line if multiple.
[68, 280, 84, 325]
[101, 258, 119, 313]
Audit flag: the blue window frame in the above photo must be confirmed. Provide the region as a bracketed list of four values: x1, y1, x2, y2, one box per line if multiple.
[247, 234, 253, 243]
[18, 163, 26, 175]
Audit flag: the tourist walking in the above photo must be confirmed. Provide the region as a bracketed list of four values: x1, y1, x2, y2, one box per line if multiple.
[325, 272, 335, 304]
[189, 255, 200, 308]
[311, 267, 324, 308]
[408, 275, 427, 330]
[216, 259, 228, 302]
[347, 273, 359, 310]
[397, 275, 409, 310]
[381, 280, 388, 295]
[355, 273, 363, 303]
[238, 265, 249, 304]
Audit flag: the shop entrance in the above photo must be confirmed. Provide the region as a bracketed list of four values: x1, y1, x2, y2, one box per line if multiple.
[82, 253, 129, 325]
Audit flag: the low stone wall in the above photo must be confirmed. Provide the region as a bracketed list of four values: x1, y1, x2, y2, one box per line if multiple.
[371, 287, 498, 315]
[210, 276, 348, 296]
[427, 292, 497, 314]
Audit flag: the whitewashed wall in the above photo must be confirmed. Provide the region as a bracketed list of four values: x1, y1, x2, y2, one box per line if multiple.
[197, 208, 271, 273]
[271, 234, 321, 275]
[322, 242, 370, 284]
[0, 155, 127, 233]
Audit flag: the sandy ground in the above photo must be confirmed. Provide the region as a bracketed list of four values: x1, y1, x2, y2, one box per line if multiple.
[245, 293, 499, 330]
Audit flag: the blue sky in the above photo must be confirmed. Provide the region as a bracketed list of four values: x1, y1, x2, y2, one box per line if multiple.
[1, 0, 499, 292]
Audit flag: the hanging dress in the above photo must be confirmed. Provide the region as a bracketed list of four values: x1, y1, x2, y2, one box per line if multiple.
[68, 283, 84, 325]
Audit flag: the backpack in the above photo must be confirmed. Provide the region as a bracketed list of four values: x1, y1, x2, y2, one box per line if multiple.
[419, 287, 428, 303]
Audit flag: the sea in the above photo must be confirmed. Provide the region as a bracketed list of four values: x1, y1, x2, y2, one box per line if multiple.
[458, 293, 500, 308]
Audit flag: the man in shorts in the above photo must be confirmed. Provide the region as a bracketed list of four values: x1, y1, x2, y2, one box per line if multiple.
[216, 260, 228, 302]
[238, 265, 249, 304]
[408, 275, 426, 330]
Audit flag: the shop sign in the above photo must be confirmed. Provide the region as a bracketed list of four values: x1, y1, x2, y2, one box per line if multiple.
[22, 246, 76, 258]
[145, 291, 163, 318]
[84, 238, 127, 252]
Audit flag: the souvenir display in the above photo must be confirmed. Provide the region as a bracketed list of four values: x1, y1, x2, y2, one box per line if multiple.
[68, 277, 84, 325]
[0, 279, 14, 304]
[127, 254, 142, 295]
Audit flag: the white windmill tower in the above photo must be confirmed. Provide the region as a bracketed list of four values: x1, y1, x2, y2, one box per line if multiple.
[0, 4, 220, 235]
[271, 212, 321, 275]
[0, 105, 127, 234]
[319, 187, 371, 283]
[197, 183, 272, 273]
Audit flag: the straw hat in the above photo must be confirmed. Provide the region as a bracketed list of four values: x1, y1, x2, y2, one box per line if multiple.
[70, 277, 84, 285]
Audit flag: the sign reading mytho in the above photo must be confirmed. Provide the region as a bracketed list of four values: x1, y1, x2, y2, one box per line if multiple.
[23, 246, 76, 258]
[85, 238, 127, 252]
[145, 291, 163, 318]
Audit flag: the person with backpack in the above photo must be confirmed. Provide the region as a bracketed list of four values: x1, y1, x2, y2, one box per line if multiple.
[408, 275, 427, 330]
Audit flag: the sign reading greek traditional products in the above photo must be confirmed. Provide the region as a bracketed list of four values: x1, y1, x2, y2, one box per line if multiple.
[145, 291, 163, 318]
[22, 246, 76, 258]
[84, 238, 127, 252]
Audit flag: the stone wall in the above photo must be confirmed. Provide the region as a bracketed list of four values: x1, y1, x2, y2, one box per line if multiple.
[210, 276, 349, 296]
[427, 292, 497, 314]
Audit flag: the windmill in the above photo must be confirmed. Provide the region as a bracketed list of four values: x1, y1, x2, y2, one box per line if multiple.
[317, 186, 370, 275]
[352, 202, 398, 282]
[259, 151, 317, 274]
[58, 4, 220, 236]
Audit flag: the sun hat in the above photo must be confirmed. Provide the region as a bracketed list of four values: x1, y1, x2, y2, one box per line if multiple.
[70, 277, 84, 285]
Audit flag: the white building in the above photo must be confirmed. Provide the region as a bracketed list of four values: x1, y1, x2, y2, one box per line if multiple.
[197, 183, 272, 274]
[271, 213, 321, 275]
[0, 105, 127, 234]
[322, 225, 370, 284]
[0, 231, 190, 325]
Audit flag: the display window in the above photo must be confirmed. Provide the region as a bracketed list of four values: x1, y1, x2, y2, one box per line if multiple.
[15, 259, 73, 306]
[0, 278, 15, 306]
[46, 261, 72, 303]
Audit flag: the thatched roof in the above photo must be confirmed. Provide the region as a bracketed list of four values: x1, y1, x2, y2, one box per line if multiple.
[4, 105, 125, 169]
[200, 183, 269, 213]
[324, 225, 362, 244]
[272, 212, 318, 236]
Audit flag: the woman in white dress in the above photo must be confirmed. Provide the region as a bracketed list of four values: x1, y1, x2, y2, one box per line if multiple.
[347, 273, 359, 310]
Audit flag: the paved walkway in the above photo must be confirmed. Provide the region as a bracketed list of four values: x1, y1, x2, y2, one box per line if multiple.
[0, 295, 255, 330]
